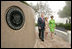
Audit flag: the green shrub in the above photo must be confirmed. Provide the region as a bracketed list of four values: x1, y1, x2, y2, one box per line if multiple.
[56, 23, 71, 30]
[64, 23, 71, 30]
[56, 23, 64, 28]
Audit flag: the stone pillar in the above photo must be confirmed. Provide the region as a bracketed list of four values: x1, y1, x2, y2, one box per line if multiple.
[1, 1, 36, 48]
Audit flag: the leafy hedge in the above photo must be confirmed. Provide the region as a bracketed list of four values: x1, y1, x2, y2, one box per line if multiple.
[56, 23, 71, 30]
[56, 23, 64, 27]
[64, 23, 71, 30]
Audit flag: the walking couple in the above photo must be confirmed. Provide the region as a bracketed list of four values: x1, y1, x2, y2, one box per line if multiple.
[38, 12, 56, 42]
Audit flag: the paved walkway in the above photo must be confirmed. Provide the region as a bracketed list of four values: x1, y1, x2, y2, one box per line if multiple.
[34, 27, 71, 48]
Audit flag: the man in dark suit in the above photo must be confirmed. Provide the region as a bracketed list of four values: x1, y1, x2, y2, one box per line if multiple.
[38, 13, 45, 41]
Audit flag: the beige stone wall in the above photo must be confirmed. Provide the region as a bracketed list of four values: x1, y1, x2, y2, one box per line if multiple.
[1, 1, 36, 48]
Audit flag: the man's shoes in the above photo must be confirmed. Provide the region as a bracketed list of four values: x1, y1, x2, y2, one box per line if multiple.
[41, 39, 44, 42]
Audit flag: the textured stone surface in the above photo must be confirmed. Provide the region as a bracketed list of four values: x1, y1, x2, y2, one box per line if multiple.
[1, 1, 36, 48]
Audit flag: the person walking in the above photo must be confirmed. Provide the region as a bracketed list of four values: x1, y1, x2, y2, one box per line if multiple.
[49, 16, 56, 39]
[44, 17, 49, 39]
[38, 12, 45, 41]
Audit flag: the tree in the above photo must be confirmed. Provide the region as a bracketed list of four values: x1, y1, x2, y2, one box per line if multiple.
[58, 1, 71, 24]
[30, 1, 52, 17]
[58, 1, 71, 18]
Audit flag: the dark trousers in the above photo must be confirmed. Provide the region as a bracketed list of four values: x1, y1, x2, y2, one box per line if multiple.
[39, 29, 44, 40]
